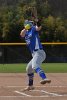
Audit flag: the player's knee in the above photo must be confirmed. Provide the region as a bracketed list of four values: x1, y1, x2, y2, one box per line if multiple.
[26, 65, 30, 73]
[32, 64, 39, 70]
[32, 59, 40, 69]
[44, 51, 46, 60]
[26, 65, 33, 74]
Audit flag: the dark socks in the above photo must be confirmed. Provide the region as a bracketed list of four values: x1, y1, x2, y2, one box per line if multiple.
[28, 73, 34, 86]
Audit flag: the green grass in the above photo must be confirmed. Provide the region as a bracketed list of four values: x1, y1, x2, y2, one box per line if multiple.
[42, 63, 67, 73]
[0, 63, 67, 73]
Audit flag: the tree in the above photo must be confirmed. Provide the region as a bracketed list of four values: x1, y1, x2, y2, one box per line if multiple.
[55, 17, 65, 41]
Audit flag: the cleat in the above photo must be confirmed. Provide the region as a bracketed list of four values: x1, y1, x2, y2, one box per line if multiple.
[40, 78, 51, 84]
[23, 86, 34, 91]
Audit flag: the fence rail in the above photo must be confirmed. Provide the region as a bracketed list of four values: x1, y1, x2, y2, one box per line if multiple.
[0, 42, 67, 63]
[0, 42, 67, 45]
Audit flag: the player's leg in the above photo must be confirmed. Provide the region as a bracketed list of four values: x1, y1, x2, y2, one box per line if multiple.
[32, 50, 51, 84]
[24, 60, 34, 91]
[26, 60, 34, 86]
[32, 50, 46, 79]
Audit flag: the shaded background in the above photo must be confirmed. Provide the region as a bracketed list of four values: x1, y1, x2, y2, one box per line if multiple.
[0, 0, 67, 63]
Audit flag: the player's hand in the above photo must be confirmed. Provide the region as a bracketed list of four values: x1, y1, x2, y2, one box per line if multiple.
[20, 29, 26, 37]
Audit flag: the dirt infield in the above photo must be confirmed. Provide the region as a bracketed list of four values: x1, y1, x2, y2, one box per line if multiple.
[0, 73, 67, 100]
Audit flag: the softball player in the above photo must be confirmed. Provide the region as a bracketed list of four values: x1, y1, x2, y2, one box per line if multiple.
[20, 20, 51, 91]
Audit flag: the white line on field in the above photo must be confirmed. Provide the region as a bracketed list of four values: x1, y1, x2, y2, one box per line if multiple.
[15, 91, 49, 97]
[14, 90, 54, 97]
[15, 90, 67, 97]
[41, 90, 63, 96]
[6, 85, 67, 88]
[0, 95, 67, 98]
[0, 95, 57, 98]
[30, 89, 63, 96]
[15, 91, 32, 97]
[0, 96, 26, 98]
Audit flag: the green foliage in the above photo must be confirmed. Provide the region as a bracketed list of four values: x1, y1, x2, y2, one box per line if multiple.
[37, 1, 51, 17]
[41, 15, 67, 42]
[43, 15, 55, 30]
[0, 0, 67, 42]
[55, 17, 66, 41]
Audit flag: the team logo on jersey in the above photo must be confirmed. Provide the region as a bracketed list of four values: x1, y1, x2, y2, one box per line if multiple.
[25, 33, 32, 45]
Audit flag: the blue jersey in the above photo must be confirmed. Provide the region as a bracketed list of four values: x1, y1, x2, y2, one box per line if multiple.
[25, 26, 43, 53]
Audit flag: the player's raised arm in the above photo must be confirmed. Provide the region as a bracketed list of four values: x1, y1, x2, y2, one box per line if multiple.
[35, 19, 42, 31]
